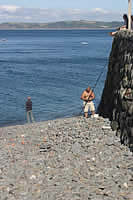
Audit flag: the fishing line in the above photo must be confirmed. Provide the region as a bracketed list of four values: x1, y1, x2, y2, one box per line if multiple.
[91, 62, 107, 93]
[79, 62, 108, 115]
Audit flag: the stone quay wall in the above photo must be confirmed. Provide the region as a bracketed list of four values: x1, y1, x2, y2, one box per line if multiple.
[98, 30, 133, 150]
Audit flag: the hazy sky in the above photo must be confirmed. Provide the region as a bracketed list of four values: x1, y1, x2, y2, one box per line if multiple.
[0, 0, 130, 22]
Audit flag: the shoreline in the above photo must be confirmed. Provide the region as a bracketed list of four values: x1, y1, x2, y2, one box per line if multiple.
[0, 113, 81, 128]
[0, 28, 115, 31]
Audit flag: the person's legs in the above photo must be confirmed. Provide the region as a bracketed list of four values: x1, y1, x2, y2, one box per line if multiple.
[109, 31, 117, 36]
[30, 111, 35, 122]
[27, 111, 30, 123]
[120, 27, 126, 30]
[91, 111, 95, 115]
[83, 102, 89, 118]
[84, 112, 88, 118]
[89, 102, 95, 116]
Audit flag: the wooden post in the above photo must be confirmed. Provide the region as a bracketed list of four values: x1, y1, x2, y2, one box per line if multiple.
[128, 0, 132, 30]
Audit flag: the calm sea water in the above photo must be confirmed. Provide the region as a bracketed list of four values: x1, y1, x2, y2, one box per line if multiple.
[0, 29, 113, 126]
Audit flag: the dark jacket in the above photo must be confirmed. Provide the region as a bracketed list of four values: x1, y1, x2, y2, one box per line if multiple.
[125, 18, 128, 29]
[26, 100, 32, 111]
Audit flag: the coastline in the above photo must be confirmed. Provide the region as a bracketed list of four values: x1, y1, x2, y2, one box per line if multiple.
[0, 115, 132, 199]
[0, 113, 80, 128]
[0, 28, 115, 30]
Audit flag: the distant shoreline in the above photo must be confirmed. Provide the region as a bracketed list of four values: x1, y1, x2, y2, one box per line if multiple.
[0, 27, 115, 30]
[0, 20, 121, 30]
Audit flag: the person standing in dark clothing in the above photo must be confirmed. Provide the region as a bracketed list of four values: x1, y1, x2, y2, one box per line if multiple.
[26, 96, 34, 123]
[109, 14, 128, 36]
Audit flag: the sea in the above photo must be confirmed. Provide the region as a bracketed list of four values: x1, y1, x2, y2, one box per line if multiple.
[0, 29, 113, 126]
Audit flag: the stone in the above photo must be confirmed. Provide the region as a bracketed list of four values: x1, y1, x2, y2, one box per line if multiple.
[123, 182, 128, 188]
[0, 116, 133, 200]
[98, 30, 133, 149]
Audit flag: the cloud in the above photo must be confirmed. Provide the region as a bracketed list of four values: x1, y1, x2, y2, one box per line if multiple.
[92, 8, 109, 14]
[0, 5, 20, 13]
[0, 4, 122, 23]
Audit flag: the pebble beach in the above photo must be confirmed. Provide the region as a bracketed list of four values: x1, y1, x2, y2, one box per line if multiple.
[0, 116, 133, 200]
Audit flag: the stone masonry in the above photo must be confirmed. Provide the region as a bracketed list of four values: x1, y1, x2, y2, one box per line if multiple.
[98, 30, 133, 151]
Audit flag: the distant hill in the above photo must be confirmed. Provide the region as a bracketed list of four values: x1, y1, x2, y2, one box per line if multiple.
[0, 20, 123, 29]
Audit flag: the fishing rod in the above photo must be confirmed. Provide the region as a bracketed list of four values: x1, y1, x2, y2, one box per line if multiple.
[91, 62, 107, 93]
[79, 63, 108, 115]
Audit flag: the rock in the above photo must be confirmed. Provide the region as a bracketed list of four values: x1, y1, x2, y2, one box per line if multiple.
[123, 182, 128, 188]
[98, 31, 133, 150]
[0, 116, 132, 200]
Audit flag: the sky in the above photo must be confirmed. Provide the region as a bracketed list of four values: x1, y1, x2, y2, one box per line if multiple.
[0, 0, 130, 23]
